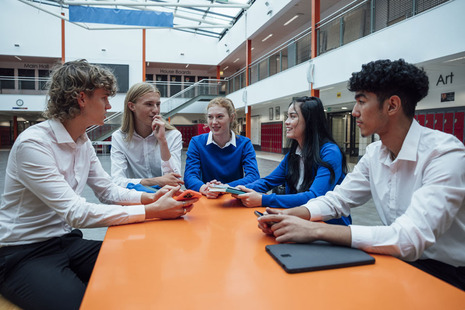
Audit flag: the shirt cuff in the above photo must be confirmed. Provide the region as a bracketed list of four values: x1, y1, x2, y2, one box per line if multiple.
[350, 225, 374, 248]
[304, 200, 324, 221]
[127, 204, 147, 222]
[127, 189, 144, 203]
[161, 160, 175, 174]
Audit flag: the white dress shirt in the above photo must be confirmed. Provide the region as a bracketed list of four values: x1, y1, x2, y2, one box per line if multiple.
[305, 120, 465, 267]
[111, 129, 182, 187]
[0, 119, 146, 247]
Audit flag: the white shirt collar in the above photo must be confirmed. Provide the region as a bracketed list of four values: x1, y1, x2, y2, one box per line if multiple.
[379, 119, 420, 164]
[207, 130, 236, 148]
[50, 118, 88, 145]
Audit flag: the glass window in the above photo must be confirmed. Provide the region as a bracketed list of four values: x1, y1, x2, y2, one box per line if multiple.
[296, 33, 311, 64]
[0, 68, 15, 90]
[250, 64, 259, 85]
[281, 48, 289, 71]
[269, 52, 280, 77]
[287, 43, 296, 69]
[38, 69, 50, 91]
[156, 74, 168, 97]
[18, 69, 35, 90]
[258, 59, 268, 81]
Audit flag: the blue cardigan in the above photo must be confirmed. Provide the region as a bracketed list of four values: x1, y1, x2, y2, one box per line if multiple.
[184, 133, 260, 192]
[245, 142, 351, 225]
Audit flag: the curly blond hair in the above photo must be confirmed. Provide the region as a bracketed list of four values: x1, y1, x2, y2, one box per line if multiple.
[44, 59, 117, 121]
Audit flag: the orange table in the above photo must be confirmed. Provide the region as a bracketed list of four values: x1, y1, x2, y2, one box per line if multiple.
[81, 195, 465, 309]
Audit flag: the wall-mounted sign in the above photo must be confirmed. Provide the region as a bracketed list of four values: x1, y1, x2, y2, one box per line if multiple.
[441, 92, 455, 102]
[16, 99, 24, 106]
[336, 92, 341, 98]
[436, 72, 454, 86]
[23, 63, 50, 69]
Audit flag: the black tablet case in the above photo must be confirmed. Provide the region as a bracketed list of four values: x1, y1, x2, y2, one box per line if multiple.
[266, 242, 375, 273]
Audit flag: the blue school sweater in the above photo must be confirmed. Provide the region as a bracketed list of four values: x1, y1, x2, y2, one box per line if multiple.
[245, 142, 351, 225]
[184, 133, 260, 192]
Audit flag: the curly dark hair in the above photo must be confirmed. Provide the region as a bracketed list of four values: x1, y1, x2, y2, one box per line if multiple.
[44, 59, 117, 121]
[348, 59, 429, 118]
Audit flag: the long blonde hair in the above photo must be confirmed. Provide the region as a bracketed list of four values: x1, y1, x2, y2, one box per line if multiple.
[121, 82, 175, 141]
[206, 97, 239, 136]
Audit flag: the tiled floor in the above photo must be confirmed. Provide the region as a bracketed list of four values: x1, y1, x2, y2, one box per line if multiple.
[0, 149, 382, 241]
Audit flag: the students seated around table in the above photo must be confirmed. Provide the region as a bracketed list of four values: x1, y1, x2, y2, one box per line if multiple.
[234, 96, 351, 226]
[257, 59, 465, 291]
[111, 82, 184, 193]
[0, 60, 198, 310]
[184, 97, 260, 198]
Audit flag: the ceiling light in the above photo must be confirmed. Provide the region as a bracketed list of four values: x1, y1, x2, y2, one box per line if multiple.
[233, 58, 240, 63]
[444, 56, 465, 63]
[185, 64, 189, 68]
[262, 34, 273, 42]
[284, 14, 301, 26]
[341, 107, 348, 110]
[223, 66, 229, 70]
[14, 56, 22, 61]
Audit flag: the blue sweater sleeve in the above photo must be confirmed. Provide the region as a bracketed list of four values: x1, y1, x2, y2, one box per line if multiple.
[245, 154, 288, 193]
[183, 137, 205, 192]
[261, 143, 344, 209]
[228, 138, 260, 187]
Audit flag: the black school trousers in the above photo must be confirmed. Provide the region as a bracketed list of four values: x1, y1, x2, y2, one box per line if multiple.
[409, 259, 465, 291]
[0, 229, 102, 310]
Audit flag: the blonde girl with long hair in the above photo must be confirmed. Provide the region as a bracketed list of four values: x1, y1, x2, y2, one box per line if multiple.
[111, 82, 183, 191]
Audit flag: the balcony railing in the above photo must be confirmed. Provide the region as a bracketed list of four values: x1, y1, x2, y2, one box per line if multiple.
[224, 0, 449, 91]
[0, 76, 49, 95]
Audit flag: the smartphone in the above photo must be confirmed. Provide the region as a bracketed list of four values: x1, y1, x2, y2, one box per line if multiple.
[254, 210, 264, 217]
[175, 189, 202, 201]
[226, 187, 246, 195]
[254, 210, 276, 225]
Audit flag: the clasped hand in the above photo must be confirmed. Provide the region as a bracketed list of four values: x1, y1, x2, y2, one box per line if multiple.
[200, 180, 223, 199]
[144, 185, 198, 220]
[232, 185, 262, 207]
[256, 207, 323, 243]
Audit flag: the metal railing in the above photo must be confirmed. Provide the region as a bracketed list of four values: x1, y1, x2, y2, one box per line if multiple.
[161, 79, 224, 118]
[224, 0, 450, 91]
[0, 76, 49, 94]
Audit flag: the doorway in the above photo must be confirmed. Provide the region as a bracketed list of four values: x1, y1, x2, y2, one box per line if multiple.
[327, 112, 359, 158]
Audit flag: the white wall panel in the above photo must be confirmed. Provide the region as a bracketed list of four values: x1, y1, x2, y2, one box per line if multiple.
[1, 0, 61, 58]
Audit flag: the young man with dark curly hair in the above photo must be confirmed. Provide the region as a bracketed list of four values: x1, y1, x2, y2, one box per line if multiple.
[257, 59, 465, 290]
[0, 60, 197, 309]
